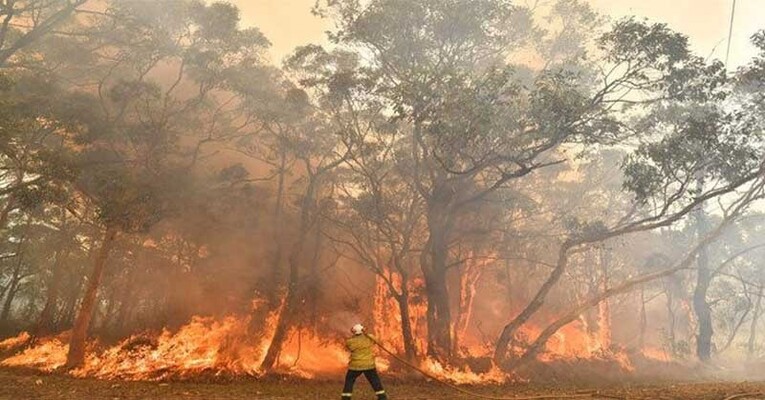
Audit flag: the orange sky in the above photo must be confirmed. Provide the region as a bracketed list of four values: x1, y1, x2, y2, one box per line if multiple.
[233, 0, 761, 68]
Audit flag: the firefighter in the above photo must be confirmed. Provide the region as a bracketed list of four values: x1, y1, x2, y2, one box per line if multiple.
[341, 323, 388, 400]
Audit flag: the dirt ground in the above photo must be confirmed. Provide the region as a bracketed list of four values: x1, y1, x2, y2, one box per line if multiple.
[0, 368, 764, 400]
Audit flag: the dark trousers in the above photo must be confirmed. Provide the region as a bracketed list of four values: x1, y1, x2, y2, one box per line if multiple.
[342, 368, 386, 399]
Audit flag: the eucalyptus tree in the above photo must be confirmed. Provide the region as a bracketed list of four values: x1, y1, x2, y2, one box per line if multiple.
[310, 0, 624, 361]
[0, 0, 273, 368]
[493, 23, 765, 367]
[310, 0, 748, 363]
[328, 103, 426, 362]
[227, 46, 364, 370]
[0, 0, 88, 67]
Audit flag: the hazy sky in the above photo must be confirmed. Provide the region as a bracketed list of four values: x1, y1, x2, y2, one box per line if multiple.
[233, 0, 761, 68]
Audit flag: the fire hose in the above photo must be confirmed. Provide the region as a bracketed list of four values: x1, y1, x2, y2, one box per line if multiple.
[365, 335, 624, 400]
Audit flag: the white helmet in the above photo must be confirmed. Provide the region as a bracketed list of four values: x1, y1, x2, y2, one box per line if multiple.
[351, 323, 365, 335]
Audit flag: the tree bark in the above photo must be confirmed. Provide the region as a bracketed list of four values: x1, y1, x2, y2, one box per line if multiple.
[665, 287, 677, 350]
[65, 227, 117, 369]
[267, 150, 287, 306]
[35, 250, 67, 336]
[57, 273, 85, 330]
[692, 205, 713, 362]
[0, 233, 25, 325]
[259, 254, 300, 370]
[0, 193, 16, 232]
[597, 248, 612, 350]
[494, 243, 571, 363]
[506, 260, 694, 371]
[0, 173, 21, 232]
[421, 203, 454, 362]
[396, 287, 419, 362]
[454, 257, 481, 356]
[747, 286, 763, 360]
[306, 212, 323, 328]
[0, 268, 22, 324]
[260, 176, 317, 371]
[504, 214, 736, 371]
[0, 0, 87, 67]
[719, 303, 751, 354]
[639, 286, 647, 351]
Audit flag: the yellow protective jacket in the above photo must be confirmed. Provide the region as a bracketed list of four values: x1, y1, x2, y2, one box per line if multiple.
[346, 334, 377, 371]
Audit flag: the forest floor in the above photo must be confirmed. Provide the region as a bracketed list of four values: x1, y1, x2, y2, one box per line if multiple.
[1, 368, 765, 400]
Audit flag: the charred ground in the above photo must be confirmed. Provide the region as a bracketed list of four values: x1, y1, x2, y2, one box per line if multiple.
[1, 368, 765, 400]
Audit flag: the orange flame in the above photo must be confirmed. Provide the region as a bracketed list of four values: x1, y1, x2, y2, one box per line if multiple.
[422, 358, 507, 385]
[1, 307, 350, 380]
[2, 335, 68, 372]
[0, 278, 667, 381]
[0, 331, 30, 352]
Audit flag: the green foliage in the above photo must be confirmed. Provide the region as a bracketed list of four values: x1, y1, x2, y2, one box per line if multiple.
[623, 103, 762, 205]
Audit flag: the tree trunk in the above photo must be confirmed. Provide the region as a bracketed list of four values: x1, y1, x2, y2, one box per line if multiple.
[507, 219, 729, 371]
[65, 227, 117, 369]
[597, 248, 612, 350]
[0, 273, 22, 324]
[307, 213, 323, 328]
[506, 260, 692, 371]
[396, 286, 418, 362]
[259, 255, 299, 370]
[99, 286, 121, 333]
[693, 206, 713, 362]
[421, 204, 453, 362]
[639, 286, 647, 351]
[0, 234, 26, 324]
[267, 151, 287, 306]
[747, 286, 763, 360]
[57, 274, 85, 330]
[719, 304, 751, 354]
[35, 250, 67, 336]
[115, 282, 138, 336]
[665, 288, 677, 350]
[0, 0, 86, 67]
[0, 193, 16, 232]
[423, 266, 451, 361]
[494, 244, 571, 364]
[260, 177, 317, 371]
[454, 257, 481, 356]
[250, 151, 288, 337]
[0, 174, 21, 232]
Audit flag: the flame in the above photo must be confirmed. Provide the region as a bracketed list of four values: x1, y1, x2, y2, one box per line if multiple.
[276, 328, 348, 378]
[75, 316, 261, 379]
[514, 321, 634, 371]
[422, 358, 507, 385]
[641, 347, 672, 362]
[0, 331, 30, 351]
[370, 267, 510, 384]
[0, 306, 349, 380]
[0, 278, 667, 381]
[2, 335, 68, 372]
[372, 274, 428, 356]
[455, 254, 485, 357]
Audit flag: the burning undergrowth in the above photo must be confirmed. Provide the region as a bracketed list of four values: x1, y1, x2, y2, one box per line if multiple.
[0, 275, 668, 383]
[0, 313, 658, 383]
[0, 313, 345, 381]
[0, 322, 507, 383]
[0, 273, 672, 384]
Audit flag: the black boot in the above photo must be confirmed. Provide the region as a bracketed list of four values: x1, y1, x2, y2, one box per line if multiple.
[376, 391, 388, 400]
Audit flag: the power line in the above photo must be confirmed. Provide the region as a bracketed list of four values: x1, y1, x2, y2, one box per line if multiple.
[725, 0, 737, 66]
